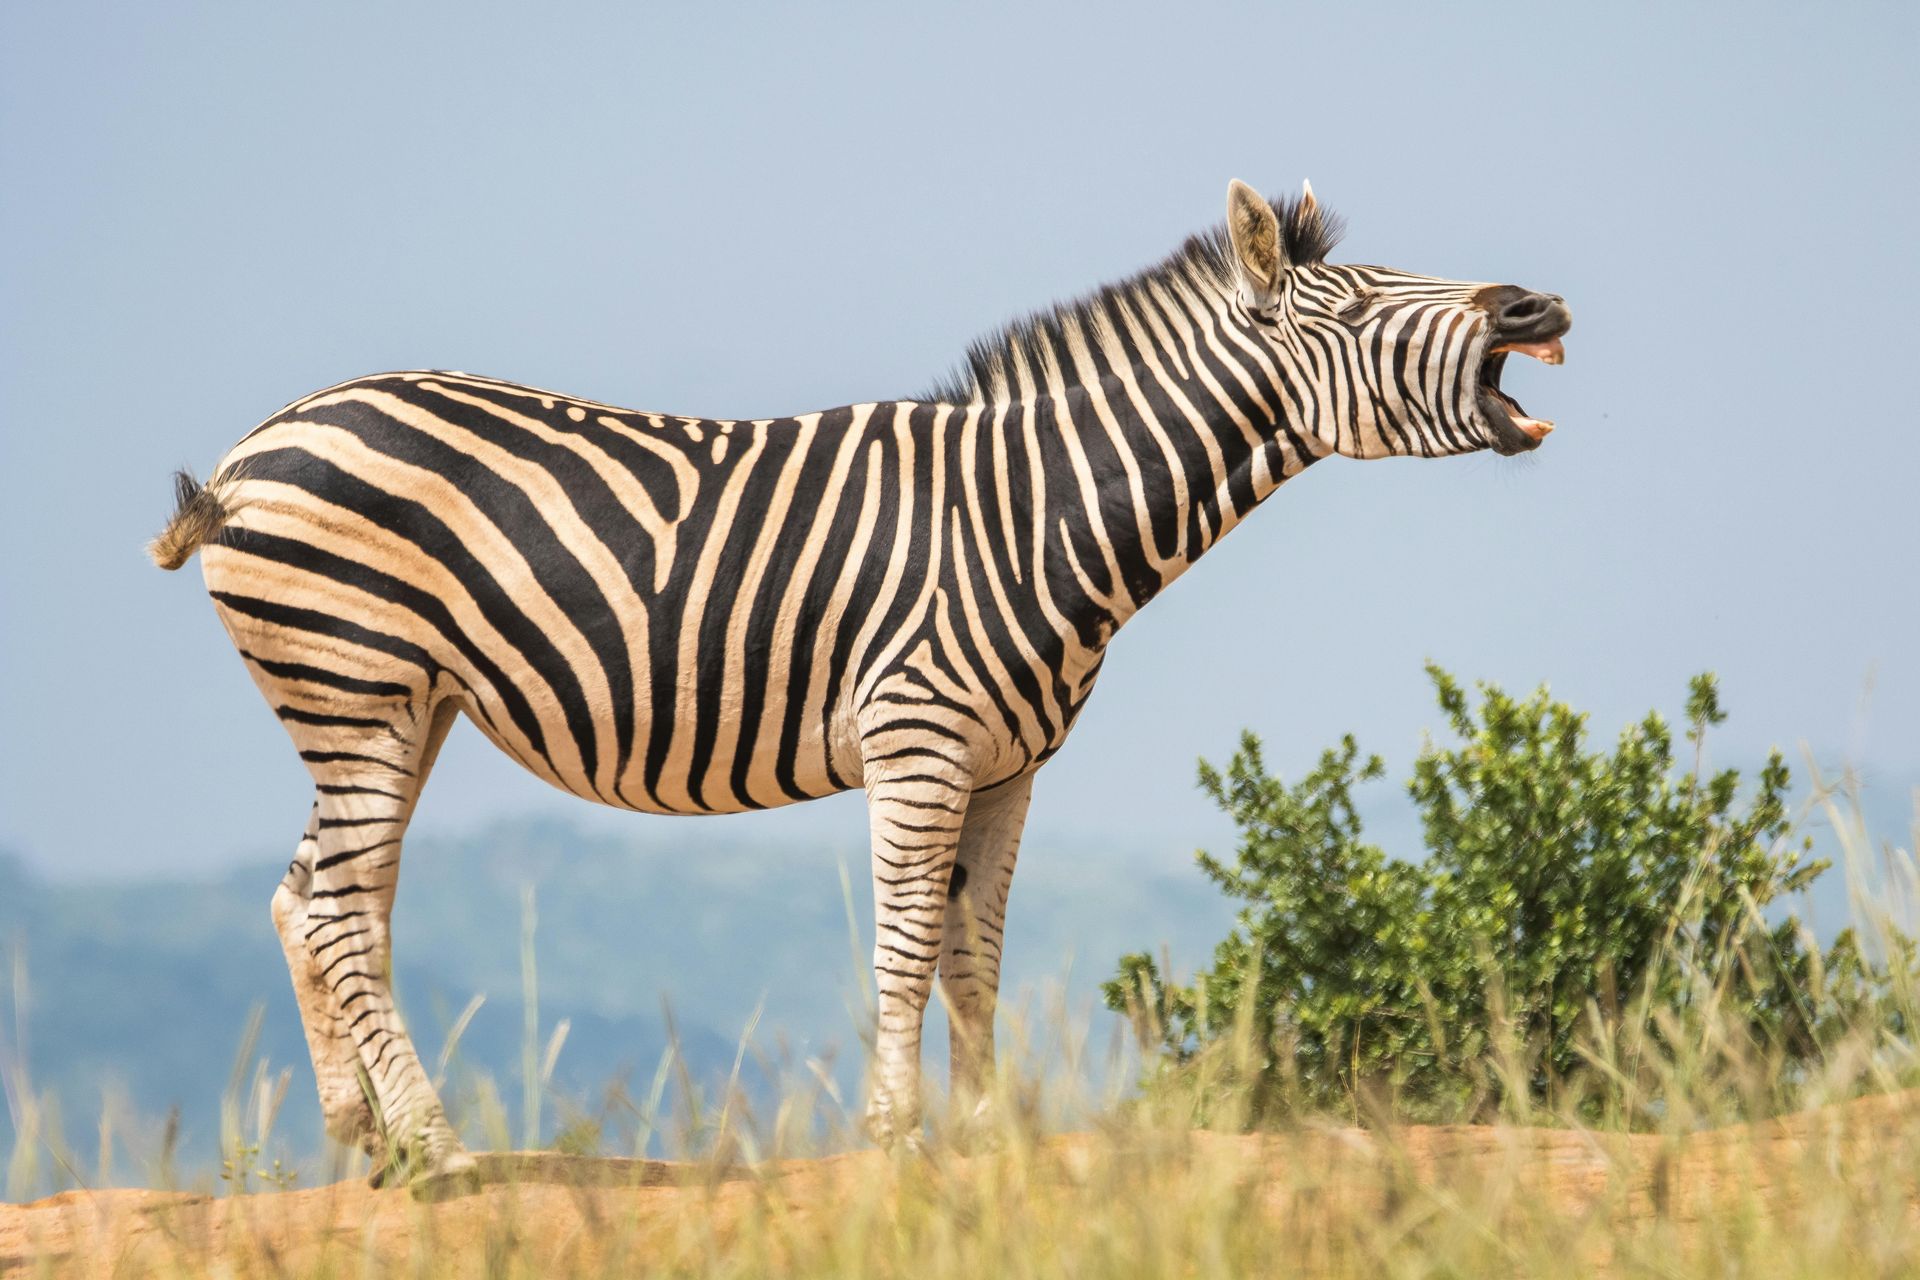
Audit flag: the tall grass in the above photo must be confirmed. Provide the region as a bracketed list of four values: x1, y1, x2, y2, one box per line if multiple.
[4, 786, 1918, 1277]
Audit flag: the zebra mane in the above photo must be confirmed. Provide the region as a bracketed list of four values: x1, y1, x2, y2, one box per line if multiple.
[923, 191, 1343, 406]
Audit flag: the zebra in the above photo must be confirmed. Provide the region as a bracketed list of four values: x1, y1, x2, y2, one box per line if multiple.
[149, 177, 1569, 1186]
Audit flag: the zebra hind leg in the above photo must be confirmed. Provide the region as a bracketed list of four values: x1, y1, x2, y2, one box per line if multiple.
[297, 706, 474, 1192]
[271, 802, 378, 1152]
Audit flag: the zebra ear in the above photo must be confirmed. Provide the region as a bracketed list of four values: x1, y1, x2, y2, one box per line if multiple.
[1226, 179, 1287, 305]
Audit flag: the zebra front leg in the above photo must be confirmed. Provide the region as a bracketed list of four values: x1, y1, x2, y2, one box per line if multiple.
[939, 773, 1033, 1115]
[863, 765, 972, 1149]
[303, 752, 473, 1190]
[270, 802, 377, 1151]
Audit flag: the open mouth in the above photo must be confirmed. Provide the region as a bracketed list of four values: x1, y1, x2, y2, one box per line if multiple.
[1477, 337, 1565, 454]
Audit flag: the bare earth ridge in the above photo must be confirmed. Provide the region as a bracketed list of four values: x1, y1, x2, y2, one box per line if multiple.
[6, 1091, 1917, 1274]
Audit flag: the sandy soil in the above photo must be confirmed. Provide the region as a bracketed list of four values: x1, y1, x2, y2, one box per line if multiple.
[5, 1091, 1916, 1274]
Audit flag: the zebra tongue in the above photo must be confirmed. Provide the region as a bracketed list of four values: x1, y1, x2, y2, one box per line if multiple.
[1512, 415, 1555, 441]
[1491, 338, 1565, 365]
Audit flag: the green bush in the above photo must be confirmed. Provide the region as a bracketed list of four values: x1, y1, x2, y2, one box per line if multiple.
[1104, 666, 1907, 1125]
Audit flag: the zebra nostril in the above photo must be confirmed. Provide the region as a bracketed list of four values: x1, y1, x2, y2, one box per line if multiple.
[1498, 293, 1552, 326]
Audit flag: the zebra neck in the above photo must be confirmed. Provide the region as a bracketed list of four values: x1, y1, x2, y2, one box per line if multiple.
[1024, 300, 1329, 644]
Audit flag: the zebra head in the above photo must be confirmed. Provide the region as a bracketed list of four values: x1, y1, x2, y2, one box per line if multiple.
[1225, 179, 1570, 460]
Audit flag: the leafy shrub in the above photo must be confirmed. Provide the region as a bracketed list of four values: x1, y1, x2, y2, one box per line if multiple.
[1105, 666, 1908, 1125]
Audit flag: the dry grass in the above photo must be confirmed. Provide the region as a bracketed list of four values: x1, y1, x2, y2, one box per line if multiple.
[5, 1089, 1919, 1277]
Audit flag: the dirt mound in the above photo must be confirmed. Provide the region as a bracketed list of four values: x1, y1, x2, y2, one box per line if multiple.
[6, 1091, 1916, 1275]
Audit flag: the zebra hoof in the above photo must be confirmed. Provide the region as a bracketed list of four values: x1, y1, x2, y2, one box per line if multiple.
[864, 1102, 925, 1155]
[871, 1121, 928, 1160]
[410, 1153, 483, 1202]
[368, 1141, 479, 1197]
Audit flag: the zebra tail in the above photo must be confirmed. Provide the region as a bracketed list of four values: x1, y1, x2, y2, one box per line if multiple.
[148, 467, 240, 570]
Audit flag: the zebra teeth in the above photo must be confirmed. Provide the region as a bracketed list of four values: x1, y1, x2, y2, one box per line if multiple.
[1490, 338, 1565, 365]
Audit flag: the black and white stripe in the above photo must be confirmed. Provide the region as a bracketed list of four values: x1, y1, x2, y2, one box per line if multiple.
[151, 178, 1566, 1176]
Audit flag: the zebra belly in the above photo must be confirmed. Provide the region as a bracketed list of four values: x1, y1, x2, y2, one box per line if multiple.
[425, 496, 864, 815]
[458, 699, 854, 815]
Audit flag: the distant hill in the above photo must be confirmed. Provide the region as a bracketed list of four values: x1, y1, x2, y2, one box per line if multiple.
[0, 814, 1231, 1190]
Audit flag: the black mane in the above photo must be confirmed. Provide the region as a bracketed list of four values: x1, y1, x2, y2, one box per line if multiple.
[923, 191, 1342, 405]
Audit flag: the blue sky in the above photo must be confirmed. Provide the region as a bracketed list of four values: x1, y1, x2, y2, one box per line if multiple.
[2, 2, 1915, 882]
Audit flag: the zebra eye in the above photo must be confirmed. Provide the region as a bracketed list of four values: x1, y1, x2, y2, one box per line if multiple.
[1337, 290, 1376, 322]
